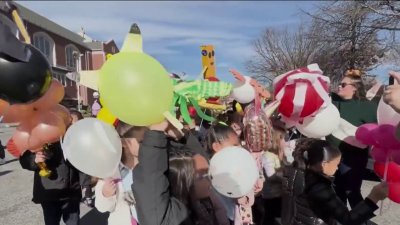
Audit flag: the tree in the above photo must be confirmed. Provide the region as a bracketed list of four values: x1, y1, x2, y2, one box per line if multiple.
[248, 1, 400, 85]
[303, 1, 393, 83]
[246, 23, 322, 84]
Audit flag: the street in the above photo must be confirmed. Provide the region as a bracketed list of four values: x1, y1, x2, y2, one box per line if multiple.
[1, 128, 400, 225]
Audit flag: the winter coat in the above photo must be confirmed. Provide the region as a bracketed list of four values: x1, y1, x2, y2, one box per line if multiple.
[131, 130, 191, 225]
[281, 166, 305, 225]
[19, 142, 82, 203]
[293, 170, 378, 225]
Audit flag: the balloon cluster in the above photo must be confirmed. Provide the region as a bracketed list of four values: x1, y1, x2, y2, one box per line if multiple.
[374, 162, 400, 203]
[356, 124, 400, 163]
[0, 6, 70, 177]
[356, 123, 400, 203]
[273, 64, 340, 138]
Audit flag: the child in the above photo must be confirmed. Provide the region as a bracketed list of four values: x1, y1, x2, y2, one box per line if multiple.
[205, 123, 255, 225]
[292, 138, 387, 225]
[95, 121, 147, 225]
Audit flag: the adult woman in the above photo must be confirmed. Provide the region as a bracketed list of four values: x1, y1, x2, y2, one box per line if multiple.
[327, 69, 377, 208]
[292, 138, 387, 225]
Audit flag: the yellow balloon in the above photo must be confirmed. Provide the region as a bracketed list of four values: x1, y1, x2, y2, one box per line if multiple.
[235, 102, 244, 116]
[97, 107, 117, 125]
[98, 52, 173, 126]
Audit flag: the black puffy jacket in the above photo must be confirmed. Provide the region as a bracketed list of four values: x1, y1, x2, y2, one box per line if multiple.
[293, 170, 378, 225]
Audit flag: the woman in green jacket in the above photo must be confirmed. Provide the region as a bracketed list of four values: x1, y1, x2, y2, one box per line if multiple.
[326, 70, 377, 209]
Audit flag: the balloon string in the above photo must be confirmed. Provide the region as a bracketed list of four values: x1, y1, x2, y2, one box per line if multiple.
[380, 152, 390, 216]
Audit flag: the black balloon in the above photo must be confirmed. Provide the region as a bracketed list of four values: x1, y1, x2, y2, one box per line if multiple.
[0, 44, 52, 104]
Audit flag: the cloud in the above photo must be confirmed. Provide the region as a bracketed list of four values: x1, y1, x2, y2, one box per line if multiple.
[18, 1, 319, 82]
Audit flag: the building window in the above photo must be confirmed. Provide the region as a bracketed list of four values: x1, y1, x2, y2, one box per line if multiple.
[32, 32, 55, 65]
[66, 45, 79, 70]
[112, 46, 116, 53]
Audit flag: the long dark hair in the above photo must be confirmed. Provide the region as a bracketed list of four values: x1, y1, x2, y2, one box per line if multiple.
[204, 123, 236, 156]
[293, 138, 341, 171]
[168, 150, 196, 206]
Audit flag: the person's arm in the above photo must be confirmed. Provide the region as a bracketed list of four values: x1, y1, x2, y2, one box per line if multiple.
[307, 183, 378, 225]
[132, 130, 188, 225]
[94, 179, 117, 213]
[19, 150, 39, 171]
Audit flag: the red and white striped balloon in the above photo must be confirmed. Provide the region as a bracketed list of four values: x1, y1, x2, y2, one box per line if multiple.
[273, 64, 330, 121]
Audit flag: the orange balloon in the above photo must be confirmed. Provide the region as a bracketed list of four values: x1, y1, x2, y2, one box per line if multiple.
[6, 138, 21, 158]
[0, 100, 9, 116]
[33, 79, 65, 110]
[11, 127, 31, 153]
[28, 110, 67, 150]
[11, 105, 68, 152]
[1, 79, 64, 123]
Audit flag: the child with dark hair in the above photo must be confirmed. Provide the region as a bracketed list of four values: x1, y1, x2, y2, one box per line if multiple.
[204, 123, 240, 158]
[204, 123, 249, 224]
[291, 138, 387, 225]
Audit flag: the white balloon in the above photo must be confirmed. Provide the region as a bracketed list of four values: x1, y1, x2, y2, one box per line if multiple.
[61, 118, 122, 178]
[231, 76, 256, 104]
[296, 103, 340, 138]
[377, 97, 400, 126]
[209, 146, 259, 198]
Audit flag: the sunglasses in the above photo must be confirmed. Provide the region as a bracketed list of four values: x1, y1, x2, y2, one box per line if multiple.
[339, 83, 355, 88]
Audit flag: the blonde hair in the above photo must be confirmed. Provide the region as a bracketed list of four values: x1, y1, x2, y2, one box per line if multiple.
[344, 69, 366, 100]
[267, 126, 286, 156]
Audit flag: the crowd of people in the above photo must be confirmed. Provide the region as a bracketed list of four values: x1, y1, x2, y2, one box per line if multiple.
[8, 70, 399, 225]
[2, 1, 400, 225]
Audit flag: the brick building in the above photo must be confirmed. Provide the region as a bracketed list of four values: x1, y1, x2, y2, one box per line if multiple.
[15, 3, 119, 110]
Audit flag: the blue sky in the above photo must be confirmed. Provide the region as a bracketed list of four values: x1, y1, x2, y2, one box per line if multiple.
[18, 1, 321, 82]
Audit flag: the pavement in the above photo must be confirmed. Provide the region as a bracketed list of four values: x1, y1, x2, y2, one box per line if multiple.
[1, 126, 400, 225]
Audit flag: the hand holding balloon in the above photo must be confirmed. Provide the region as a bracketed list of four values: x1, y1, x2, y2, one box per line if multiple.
[367, 182, 388, 204]
[102, 179, 117, 198]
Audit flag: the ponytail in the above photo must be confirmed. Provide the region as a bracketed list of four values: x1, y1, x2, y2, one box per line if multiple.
[293, 138, 341, 170]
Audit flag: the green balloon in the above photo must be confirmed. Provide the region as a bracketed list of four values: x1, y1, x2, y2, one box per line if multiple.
[98, 52, 173, 126]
